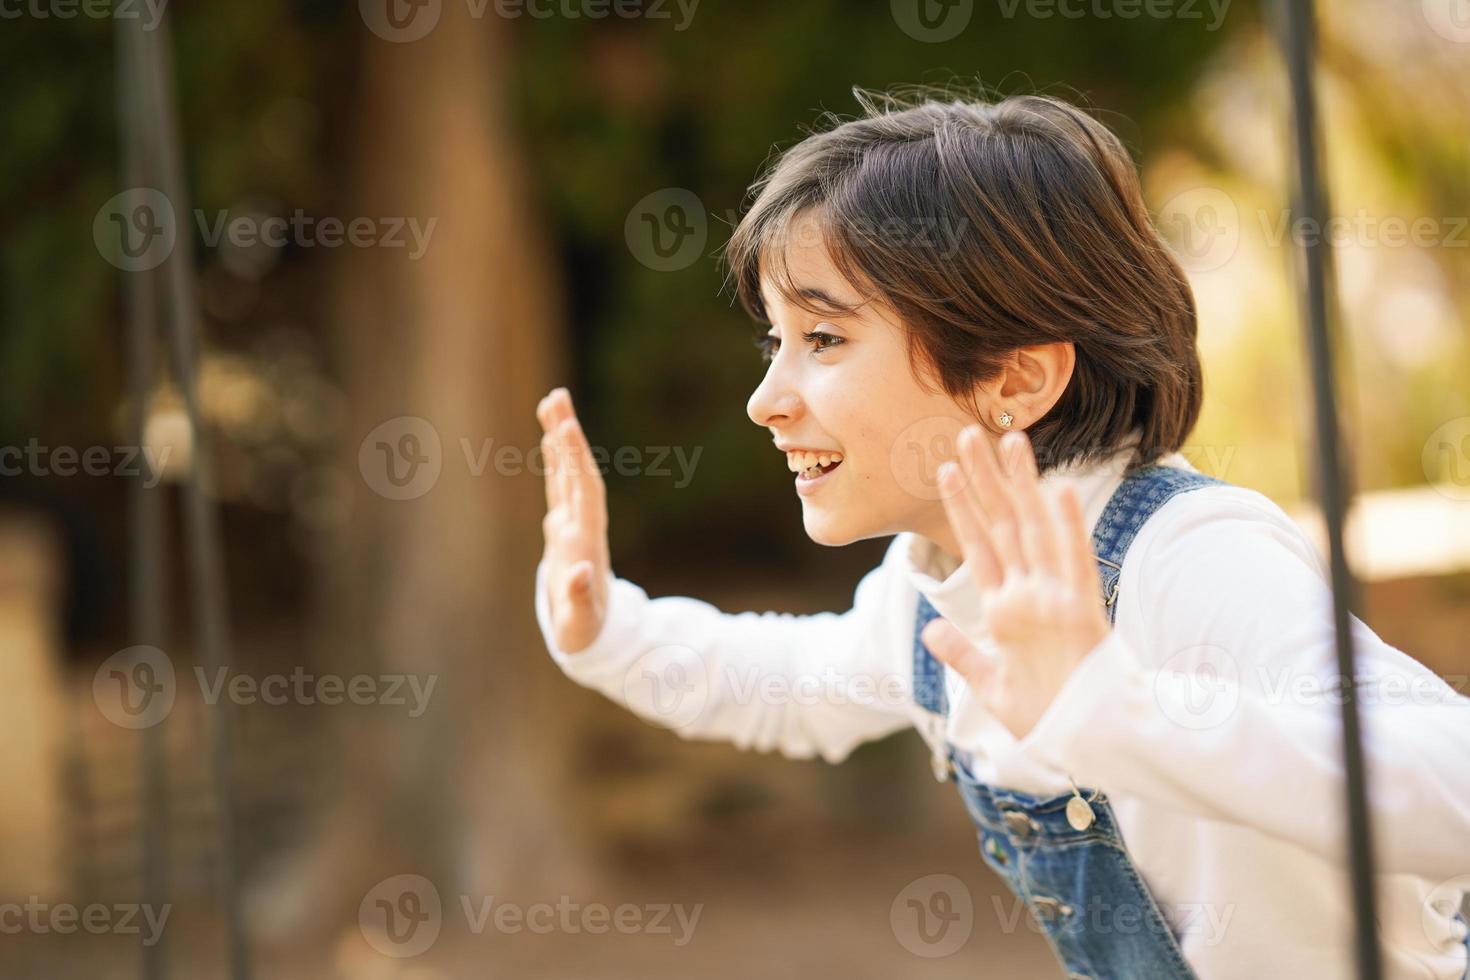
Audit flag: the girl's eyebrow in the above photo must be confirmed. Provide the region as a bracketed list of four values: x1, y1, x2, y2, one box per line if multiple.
[793, 285, 866, 318]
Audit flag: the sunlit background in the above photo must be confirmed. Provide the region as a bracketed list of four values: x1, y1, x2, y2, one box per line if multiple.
[2, 0, 1468, 977]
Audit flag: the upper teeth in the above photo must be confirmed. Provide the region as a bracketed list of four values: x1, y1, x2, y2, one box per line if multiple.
[786, 450, 843, 473]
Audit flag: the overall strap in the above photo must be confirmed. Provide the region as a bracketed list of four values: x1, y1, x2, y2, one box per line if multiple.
[913, 594, 948, 715]
[1091, 464, 1225, 625]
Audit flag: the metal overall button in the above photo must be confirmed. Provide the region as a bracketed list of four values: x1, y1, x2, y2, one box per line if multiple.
[1031, 895, 1074, 925]
[982, 834, 1008, 866]
[1002, 809, 1040, 840]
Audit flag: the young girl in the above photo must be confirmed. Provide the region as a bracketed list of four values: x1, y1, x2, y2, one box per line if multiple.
[533, 91, 1470, 979]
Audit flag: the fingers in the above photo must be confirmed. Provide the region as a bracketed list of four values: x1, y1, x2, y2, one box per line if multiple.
[541, 431, 560, 513]
[536, 386, 573, 434]
[558, 412, 606, 533]
[1002, 431, 1063, 579]
[1056, 483, 1101, 597]
[921, 617, 995, 692]
[938, 435, 1002, 590]
[538, 388, 572, 513]
[539, 387, 603, 525]
[957, 426, 1025, 576]
[562, 559, 594, 603]
[949, 425, 1078, 585]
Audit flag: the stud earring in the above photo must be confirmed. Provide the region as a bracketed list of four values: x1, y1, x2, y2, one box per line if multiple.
[997, 410, 1014, 429]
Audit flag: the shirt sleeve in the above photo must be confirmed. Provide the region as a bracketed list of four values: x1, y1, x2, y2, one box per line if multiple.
[1015, 487, 1470, 880]
[533, 537, 918, 763]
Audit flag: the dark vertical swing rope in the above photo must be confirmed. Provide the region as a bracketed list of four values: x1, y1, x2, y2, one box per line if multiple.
[1271, 2, 1383, 978]
[116, 10, 252, 980]
[117, 16, 169, 980]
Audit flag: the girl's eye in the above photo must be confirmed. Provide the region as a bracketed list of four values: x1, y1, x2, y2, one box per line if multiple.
[753, 330, 845, 363]
[803, 330, 845, 355]
[754, 333, 779, 363]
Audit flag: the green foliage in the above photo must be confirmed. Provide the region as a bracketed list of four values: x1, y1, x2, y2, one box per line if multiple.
[2, 0, 1251, 555]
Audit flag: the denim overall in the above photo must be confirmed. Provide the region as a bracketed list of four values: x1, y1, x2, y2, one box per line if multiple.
[914, 464, 1226, 979]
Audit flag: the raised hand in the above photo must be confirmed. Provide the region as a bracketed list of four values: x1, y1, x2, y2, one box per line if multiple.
[921, 426, 1111, 740]
[536, 387, 611, 653]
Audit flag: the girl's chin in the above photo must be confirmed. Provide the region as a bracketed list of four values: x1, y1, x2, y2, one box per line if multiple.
[800, 510, 863, 548]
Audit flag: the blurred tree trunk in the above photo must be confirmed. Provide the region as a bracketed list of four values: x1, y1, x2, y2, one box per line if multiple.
[0, 516, 65, 899]
[267, 4, 584, 932]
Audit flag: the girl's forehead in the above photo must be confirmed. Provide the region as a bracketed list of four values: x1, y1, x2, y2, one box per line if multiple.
[758, 239, 866, 316]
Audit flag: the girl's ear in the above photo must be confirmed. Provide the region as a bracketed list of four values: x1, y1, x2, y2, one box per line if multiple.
[992, 342, 1076, 428]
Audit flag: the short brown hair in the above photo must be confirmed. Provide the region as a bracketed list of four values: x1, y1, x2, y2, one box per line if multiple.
[724, 88, 1202, 476]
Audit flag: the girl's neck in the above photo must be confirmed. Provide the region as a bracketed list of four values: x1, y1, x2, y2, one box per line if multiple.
[918, 532, 964, 580]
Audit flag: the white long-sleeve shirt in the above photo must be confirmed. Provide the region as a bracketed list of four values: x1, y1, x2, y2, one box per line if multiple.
[533, 446, 1470, 980]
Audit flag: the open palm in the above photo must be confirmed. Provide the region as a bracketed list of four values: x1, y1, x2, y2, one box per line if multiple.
[536, 387, 611, 654]
[921, 427, 1111, 740]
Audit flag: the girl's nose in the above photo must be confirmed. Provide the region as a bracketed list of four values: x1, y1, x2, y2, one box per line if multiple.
[746, 368, 802, 429]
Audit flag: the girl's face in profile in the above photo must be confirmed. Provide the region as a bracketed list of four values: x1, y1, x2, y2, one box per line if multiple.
[746, 210, 978, 551]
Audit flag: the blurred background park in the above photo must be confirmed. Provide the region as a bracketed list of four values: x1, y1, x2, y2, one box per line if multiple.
[1, 0, 1468, 977]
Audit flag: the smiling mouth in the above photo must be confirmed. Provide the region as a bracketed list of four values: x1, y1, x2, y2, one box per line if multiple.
[785, 449, 844, 479]
[797, 459, 842, 481]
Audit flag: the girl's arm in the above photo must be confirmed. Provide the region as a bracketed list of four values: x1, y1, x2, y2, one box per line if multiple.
[533, 545, 917, 762]
[535, 387, 914, 762]
[1015, 488, 1470, 880]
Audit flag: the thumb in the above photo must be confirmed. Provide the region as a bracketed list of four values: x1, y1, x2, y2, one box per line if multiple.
[555, 558, 596, 614]
[921, 617, 995, 691]
[563, 560, 594, 604]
